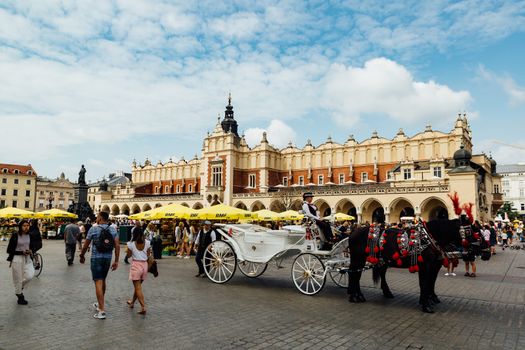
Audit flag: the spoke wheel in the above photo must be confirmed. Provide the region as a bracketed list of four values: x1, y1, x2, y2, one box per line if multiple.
[203, 240, 237, 284]
[238, 261, 268, 278]
[328, 268, 348, 288]
[33, 253, 43, 278]
[291, 253, 326, 295]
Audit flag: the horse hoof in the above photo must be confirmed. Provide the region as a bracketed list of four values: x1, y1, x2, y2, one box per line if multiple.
[431, 295, 441, 304]
[422, 305, 434, 313]
[357, 294, 367, 303]
[348, 296, 358, 303]
[383, 291, 394, 299]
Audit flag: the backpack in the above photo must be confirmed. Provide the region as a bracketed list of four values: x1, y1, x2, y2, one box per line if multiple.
[95, 225, 114, 253]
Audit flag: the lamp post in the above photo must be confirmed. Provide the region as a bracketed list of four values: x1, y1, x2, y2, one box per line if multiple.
[47, 193, 55, 209]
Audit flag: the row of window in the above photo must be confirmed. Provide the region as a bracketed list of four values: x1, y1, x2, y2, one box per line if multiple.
[155, 184, 194, 194]
[502, 180, 525, 187]
[38, 200, 65, 208]
[0, 199, 30, 208]
[39, 190, 66, 196]
[1, 169, 33, 175]
[1, 178, 32, 185]
[0, 189, 31, 197]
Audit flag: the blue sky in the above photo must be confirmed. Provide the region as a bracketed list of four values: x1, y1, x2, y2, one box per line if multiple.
[1, 0, 524, 182]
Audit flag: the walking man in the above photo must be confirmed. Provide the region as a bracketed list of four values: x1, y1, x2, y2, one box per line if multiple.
[64, 219, 80, 266]
[79, 211, 120, 319]
[193, 220, 217, 277]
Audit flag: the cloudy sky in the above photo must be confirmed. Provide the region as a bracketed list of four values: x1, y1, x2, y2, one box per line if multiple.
[1, 0, 524, 182]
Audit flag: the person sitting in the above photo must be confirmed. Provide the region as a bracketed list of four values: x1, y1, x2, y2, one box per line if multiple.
[301, 192, 334, 250]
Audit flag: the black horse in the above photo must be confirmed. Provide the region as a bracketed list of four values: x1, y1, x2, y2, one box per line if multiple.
[347, 217, 490, 313]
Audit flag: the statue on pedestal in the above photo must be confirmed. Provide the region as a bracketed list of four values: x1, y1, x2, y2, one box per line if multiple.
[78, 165, 86, 185]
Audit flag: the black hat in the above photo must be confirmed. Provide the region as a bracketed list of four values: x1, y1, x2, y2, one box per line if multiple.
[303, 192, 314, 199]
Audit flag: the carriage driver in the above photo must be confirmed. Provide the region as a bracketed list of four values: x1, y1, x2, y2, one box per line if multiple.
[302, 192, 334, 249]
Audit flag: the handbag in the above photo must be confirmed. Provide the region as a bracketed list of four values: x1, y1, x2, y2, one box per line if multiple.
[147, 256, 159, 277]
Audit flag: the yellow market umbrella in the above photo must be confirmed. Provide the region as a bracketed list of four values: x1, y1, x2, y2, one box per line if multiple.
[0, 207, 35, 219]
[254, 209, 282, 221]
[278, 210, 304, 221]
[190, 204, 256, 221]
[149, 203, 198, 220]
[129, 206, 164, 221]
[323, 213, 355, 222]
[35, 208, 78, 219]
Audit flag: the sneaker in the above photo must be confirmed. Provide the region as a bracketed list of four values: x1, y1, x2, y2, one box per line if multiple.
[177, 255, 182, 259]
[451, 272, 456, 276]
[444, 272, 449, 276]
[92, 302, 99, 311]
[184, 256, 190, 259]
[93, 311, 106, 319]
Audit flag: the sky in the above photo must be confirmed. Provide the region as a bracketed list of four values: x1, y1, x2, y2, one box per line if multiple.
[1, 0, 524, 183]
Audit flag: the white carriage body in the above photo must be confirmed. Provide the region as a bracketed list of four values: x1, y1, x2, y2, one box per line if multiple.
[214, 224, 315, 263]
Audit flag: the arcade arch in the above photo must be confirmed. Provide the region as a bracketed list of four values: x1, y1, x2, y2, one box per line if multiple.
[180, 203, 189, 207]
[192, 202, 203, 210]
[335, 199, 357, 218]
[101, 205, 110, 213]
[120, 204, 130, 215]
[314, 199, 331, 217]
[361, 198, 384, 224]
[250, 201, 266, 212]
[111, 204, 120, 216]
[389, 197, 415, 222]
[234, 202, 248, 210]
[131, 204, 140, 214]
[420, 197, 449, 221]
[290, 199, 303, 211]
[269, 200, 286, 213]
[142, 203, 152, 212]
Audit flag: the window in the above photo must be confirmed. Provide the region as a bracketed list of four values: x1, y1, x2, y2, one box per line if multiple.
[2, 178, 6, 183]
[25, 190, 30, 197]
[59, 192, 64, 196]
[361, 172, 368, 182]
[212, 166, 222, 187]
[520, 180, 524, 187]
[2, 169, 7, 173]
[59, 200, 64, 208]
[14, 170, 19, 174]
[432, 167, 442, 178]
[14, 179, 19, 184]
[298, 176, 304, 186]
[520, 189, 525, 197]
[13, 189, 18, 196]
[25, 201, 30, 209]
[1, 189, 5, 196]
[40, 190, 44, 195]
[12, 200, 17, 208]
[176, 185, 180, 193]
[165, 185, 170, 193]
[502, 180, 510, 187]
[521, 203, 525, 211]
[282, 177, 288, 187]
[0, 199, 5, 207]
[386, 171, 394, 181]
[318, 175, 324, 185]
[155, 186, 159, 194]
[494, 184, 499, 193]
[188, 184, 193, 192]
[249, 174, 256, 188]
[26, 179, 31, 185]
[339, 173, 345, 184]
[403, 168, 412, 180]
[39, 200, 44, 208]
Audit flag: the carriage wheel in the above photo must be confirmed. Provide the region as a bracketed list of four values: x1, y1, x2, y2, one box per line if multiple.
[292, 253, 326, 295]
[203, 240, 237, 284]
[328, 268, 348, 288]
[238, 261, 268, 278]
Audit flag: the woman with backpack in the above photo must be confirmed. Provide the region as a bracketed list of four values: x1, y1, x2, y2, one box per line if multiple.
[126, 227, 151, 315]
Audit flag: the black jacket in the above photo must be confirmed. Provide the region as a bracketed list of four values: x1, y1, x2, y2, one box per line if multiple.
[6, 229, 42, 262]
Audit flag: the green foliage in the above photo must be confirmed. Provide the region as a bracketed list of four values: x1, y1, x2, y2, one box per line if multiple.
[497, 202, 518, 221]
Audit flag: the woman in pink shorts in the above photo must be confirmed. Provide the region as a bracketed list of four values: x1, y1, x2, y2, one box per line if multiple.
[126, 227, 151, 315]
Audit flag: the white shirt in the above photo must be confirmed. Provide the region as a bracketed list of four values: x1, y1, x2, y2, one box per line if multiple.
[482, 229, 490, 241]
[302, 201, 320, 220]
[195, 230, 217, 246]
[127, 240, 151, 261]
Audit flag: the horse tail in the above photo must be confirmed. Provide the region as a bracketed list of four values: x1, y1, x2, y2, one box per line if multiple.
[372, 265, 380, 285]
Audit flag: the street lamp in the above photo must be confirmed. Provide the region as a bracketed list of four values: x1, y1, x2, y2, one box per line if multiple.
[47, 193, 55, 209]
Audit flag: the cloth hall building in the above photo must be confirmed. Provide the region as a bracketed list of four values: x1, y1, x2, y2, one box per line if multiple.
[93, 97, 503, 224]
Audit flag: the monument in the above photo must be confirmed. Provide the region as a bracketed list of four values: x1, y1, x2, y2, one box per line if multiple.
[68, 165, 94, 221]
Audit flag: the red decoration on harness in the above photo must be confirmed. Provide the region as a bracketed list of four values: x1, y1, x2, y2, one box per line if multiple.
[417, 255, 424, 263]
[461, 202, 474, 224]
[396, 259, 403, 266]
[462, 239, 469, 248]
[473, 233, 480, 240]
[392, 252, 400, 260]
[365, 247, 370, 254]
[373, 246, 379, 254]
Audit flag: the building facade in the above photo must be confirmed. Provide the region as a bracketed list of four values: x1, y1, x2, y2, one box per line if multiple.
[35, 173, 75, 212]
[94, 97, 503, 224]
[0, 163, 37, 210]
[499, 164, 525, 217]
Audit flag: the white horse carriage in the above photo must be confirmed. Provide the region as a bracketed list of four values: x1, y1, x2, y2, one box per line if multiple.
[202, 221, 350, 295]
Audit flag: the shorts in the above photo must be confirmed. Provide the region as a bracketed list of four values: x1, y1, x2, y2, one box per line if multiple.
[91, 258, 112, 281]
[129, 260, 148, 281]
[462, 252, 476, 262]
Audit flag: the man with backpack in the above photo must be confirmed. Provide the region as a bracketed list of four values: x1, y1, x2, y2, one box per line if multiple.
[79, 211, 120, 319]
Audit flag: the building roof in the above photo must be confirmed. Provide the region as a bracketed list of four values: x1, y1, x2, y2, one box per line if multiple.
[0, 163, 37, 176]
[497, 164, 525, 174]
[89, 171, 132, 187]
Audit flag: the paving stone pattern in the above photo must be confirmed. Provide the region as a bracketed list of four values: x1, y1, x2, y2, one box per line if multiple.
[0, 241, 524, 349]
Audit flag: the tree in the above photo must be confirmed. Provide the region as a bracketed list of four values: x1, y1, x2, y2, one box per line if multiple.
[497, 201, 519, 221]
[274, 190, 300, 211]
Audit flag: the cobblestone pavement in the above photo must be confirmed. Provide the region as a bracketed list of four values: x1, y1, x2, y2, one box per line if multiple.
[0, 240, 524, 350]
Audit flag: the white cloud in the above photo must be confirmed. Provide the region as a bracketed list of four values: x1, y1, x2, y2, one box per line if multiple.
[209, 12, 261, 40]
[478, 65, 525, 105]
[321, 58, 472, 127]
[245, 120, 296, 149]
